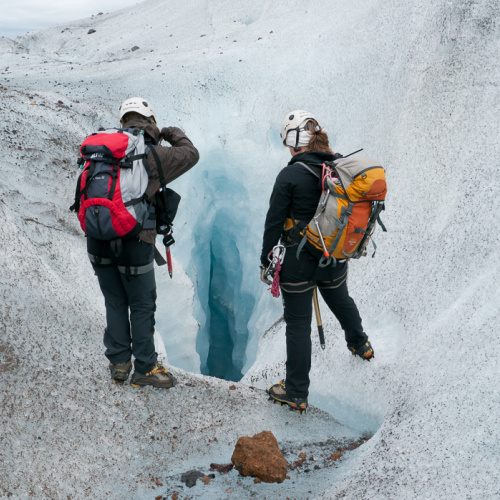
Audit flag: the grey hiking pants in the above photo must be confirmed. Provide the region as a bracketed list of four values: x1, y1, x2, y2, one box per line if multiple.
[88, 237, 158, 374]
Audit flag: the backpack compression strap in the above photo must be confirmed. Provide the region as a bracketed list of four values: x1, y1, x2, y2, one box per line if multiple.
[119, 142, 155, 207]
[293, 161, 347, 266]
[69, 171, 83, 212]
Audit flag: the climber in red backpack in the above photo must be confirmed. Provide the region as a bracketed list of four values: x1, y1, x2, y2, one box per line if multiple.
[72, 97, 199, 388]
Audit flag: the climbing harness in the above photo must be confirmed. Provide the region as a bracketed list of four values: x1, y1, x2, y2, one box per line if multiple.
[265, 244, 286, 298]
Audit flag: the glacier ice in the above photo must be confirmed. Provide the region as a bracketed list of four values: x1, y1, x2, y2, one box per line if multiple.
[1, 0, 499, 498]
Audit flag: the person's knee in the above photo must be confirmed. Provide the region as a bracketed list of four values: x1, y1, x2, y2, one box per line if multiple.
[284, 308, 312, 326]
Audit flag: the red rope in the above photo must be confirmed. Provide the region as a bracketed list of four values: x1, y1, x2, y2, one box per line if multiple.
[271, 260, 281, 298]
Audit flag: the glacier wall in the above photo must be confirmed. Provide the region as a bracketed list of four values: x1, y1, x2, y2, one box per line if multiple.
[188, 161, 256, 380]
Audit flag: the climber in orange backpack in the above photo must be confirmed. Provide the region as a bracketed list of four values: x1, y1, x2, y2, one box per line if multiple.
[260, 110, 386, 413]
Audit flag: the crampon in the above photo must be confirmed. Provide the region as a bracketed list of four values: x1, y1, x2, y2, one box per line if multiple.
[348, 340, 374, 361]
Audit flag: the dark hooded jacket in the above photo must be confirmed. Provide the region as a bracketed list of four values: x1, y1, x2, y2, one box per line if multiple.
[124, 117, 199, 244]
[260, 151, 342, 266]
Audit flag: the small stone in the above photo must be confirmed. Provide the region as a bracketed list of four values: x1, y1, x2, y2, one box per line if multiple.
[131, 46, 140, 51]
[88, 29, 96, 34]
[181, 470, 204, 488]
[210, 463, 233, 474]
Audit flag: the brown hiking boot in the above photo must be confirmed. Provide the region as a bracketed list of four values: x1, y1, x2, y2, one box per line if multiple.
[267, 380, 308, 413]
[130, 363, 177, 388]
[109, 360, 132, 384]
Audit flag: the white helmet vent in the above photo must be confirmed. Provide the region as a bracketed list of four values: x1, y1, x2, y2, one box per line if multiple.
[119, 97, 156, 122]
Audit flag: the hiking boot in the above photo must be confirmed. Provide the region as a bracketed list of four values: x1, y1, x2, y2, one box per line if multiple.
[130, 363, 177, 389]
[109, 360, 132, 384]
[267, 380, 308, 413]
[348, 340, 374, 361]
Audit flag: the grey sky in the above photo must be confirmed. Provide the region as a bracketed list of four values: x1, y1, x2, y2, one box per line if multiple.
[0, 0, 143, 38]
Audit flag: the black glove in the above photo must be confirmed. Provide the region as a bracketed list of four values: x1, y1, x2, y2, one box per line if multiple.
[160, 127, 182, 144]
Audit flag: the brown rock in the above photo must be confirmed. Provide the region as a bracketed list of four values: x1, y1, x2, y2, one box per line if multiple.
[231, 430, 288, 483]
[210, 463, 233, 474]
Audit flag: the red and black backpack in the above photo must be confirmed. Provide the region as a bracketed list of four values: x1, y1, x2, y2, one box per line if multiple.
[70, 128, 157, 241]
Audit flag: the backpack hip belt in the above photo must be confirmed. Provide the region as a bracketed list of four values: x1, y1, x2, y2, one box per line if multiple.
[88, 252, 154, 275]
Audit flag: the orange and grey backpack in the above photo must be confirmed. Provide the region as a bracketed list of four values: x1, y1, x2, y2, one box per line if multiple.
[295, 154, 387, 266]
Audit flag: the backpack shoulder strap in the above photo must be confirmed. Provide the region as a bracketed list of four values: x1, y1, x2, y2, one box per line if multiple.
[69, 171, 84, 212]
[293, 161, 321, 179]
[147, 145, 167, 190]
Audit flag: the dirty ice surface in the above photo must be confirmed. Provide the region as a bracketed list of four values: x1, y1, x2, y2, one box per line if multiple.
[1, 0, 499, 498]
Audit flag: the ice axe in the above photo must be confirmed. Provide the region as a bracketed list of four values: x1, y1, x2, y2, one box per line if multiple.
[313, 287, 326, 350]
[162, 230, 174, 279]
[165, 246, 173, 279]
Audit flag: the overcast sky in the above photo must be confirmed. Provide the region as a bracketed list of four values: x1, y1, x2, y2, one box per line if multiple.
[0, 0, 143, 39]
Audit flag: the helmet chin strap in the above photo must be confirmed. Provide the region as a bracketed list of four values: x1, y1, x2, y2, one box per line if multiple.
[290, 127, 302, 152]
[285, 124, 311, 152]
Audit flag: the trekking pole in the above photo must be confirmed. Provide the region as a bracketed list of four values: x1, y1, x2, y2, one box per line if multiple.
[313, 287, 326, 350]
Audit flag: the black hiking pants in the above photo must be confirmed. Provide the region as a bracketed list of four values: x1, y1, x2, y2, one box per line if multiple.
[280, 248, 367, 399]
[87, 237, 158, 375]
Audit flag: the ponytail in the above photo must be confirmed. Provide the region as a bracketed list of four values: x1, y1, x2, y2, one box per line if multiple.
[304, 119, 333, 154]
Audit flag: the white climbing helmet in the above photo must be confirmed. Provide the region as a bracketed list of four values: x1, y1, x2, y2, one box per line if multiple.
[280, 110, 319, 148]
[119, 97, 156, 122]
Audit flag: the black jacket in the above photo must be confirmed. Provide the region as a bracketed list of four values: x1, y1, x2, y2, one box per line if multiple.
[260, 151, 342, 266]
